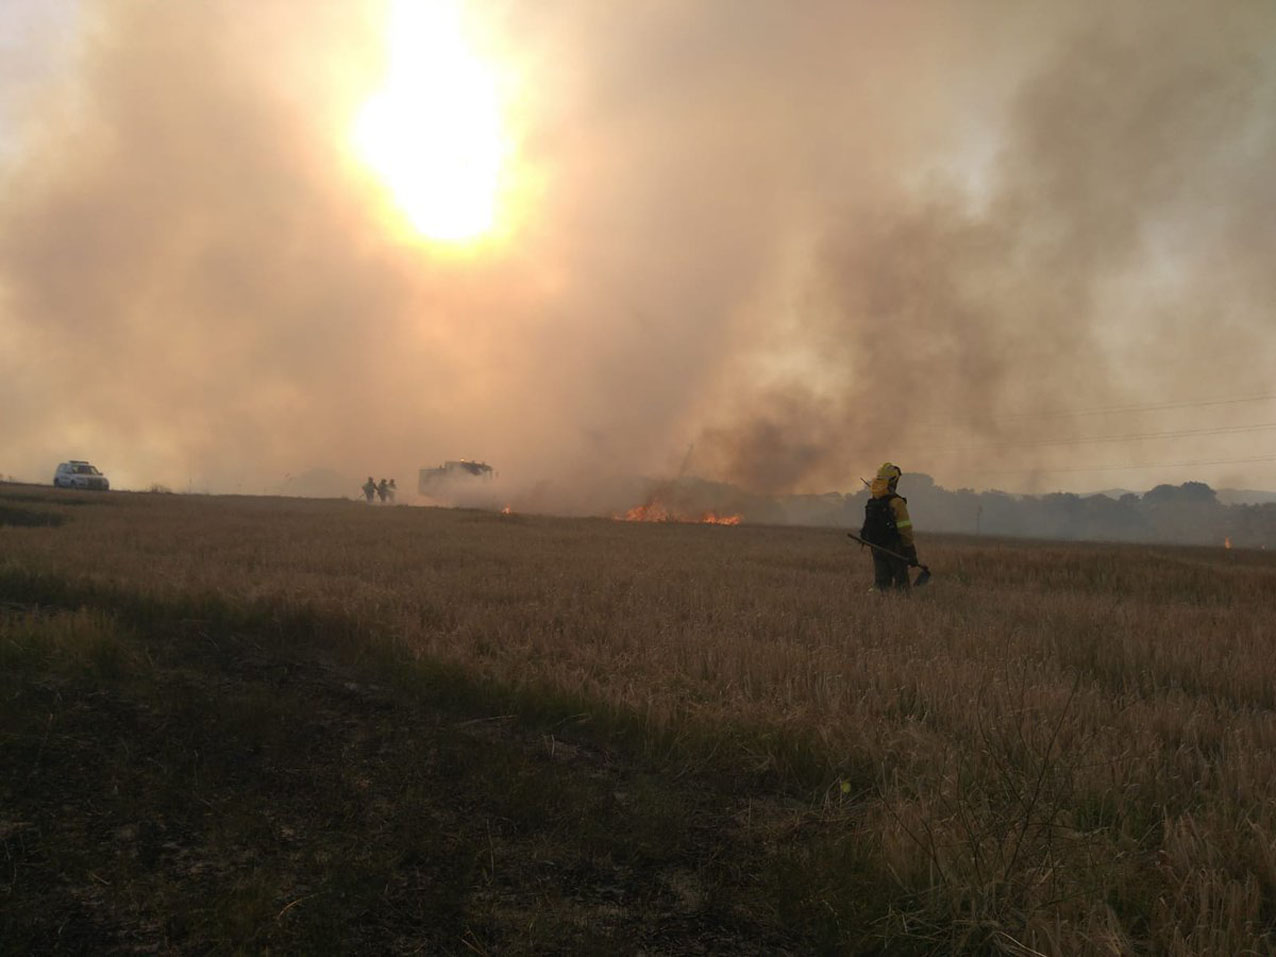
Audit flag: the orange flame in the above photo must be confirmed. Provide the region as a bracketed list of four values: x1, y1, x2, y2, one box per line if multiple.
[615, 501, 741, 525]
[701, 511, 742, 525]
[1224, 536, 1232, 549]
[500, 505, 512, 515]
[622, 502, 670, 522]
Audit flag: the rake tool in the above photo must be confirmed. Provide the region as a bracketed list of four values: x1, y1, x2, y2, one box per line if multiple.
[846, 533, 932, 587]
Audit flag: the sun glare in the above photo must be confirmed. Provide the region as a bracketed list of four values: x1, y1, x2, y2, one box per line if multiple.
[352, 0, 511, 244]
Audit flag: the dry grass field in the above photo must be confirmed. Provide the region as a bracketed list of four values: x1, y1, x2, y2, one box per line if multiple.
[3, 484, 1275, 954]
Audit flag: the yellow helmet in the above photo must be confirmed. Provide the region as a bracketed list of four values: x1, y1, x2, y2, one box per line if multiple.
[876, 462, 902, 482]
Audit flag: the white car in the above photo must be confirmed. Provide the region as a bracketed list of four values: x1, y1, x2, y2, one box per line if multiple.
[53, 460, 110, 491]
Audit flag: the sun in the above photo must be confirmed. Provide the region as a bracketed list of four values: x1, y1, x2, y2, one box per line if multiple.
[352, 0, 512, 244]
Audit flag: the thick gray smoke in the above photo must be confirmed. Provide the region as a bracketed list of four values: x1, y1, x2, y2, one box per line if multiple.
[696, 3, 1276, 494]
[2, 0, 1274, 506]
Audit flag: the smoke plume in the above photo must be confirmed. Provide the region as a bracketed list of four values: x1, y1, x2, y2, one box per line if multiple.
[2, 0, 1274, 506]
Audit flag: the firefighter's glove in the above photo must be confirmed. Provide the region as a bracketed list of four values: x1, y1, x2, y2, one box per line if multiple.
[903, 545, 920, 567]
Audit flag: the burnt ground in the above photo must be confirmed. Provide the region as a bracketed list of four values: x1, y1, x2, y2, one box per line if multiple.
[0, 589, 866, 956]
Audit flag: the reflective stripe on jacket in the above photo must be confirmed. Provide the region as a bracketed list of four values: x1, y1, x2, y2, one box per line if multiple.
[889, 496, 915, 549]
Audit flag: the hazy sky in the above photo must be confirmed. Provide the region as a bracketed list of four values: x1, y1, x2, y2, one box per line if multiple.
[3, 0, 1274, 502]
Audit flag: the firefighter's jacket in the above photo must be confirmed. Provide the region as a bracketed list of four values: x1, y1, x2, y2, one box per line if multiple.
[869, 477, 915, 549]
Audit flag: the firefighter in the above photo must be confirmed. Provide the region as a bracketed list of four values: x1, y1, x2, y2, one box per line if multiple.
[362, 476, 377, 503]
[861, 462, 920, 592]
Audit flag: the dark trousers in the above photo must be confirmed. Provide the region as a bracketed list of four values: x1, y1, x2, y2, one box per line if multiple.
[872, 551, 911, 592]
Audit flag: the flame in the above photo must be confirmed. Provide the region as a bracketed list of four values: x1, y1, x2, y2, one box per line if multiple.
[1224, 537, 1232, 549]
[621, 502, 670, 522]
[500, 505, 512, 514]
[701, 511, 742, 525]
[615, 501, 742, 525]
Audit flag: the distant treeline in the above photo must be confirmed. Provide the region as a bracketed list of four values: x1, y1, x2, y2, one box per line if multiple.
[676, 477, 1275, 548]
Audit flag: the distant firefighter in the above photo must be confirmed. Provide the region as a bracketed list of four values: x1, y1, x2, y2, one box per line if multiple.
[387, 478, 396, 503]
[860, 462, 920, 592]
[362, 476, 377, 503]
[377, 478, 389, 503]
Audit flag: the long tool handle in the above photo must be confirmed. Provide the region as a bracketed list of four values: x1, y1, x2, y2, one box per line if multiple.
[846, 533, 929, 572]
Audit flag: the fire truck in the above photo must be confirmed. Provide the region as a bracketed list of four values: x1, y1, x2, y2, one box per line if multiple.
[417, 460, 494, 496]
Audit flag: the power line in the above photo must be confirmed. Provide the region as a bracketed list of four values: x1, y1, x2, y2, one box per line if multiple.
[923, 422, 1276, 454]
[969, 454, 1276, 475]
[918, 391, 1276, 430]
[997, 392, 1276, 420]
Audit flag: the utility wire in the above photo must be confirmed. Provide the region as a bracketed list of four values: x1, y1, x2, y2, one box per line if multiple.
[995, 392, 1276, 420]
[968, 454, 1276, 475]
[917, 391, 1276, 430]
[922, 422, 1276, 454]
